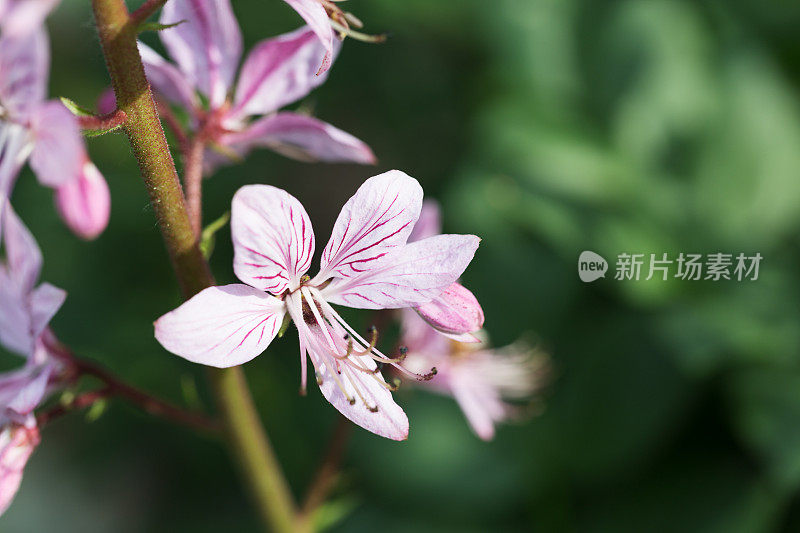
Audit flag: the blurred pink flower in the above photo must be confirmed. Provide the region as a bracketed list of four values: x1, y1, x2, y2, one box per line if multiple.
[143, 0, 375, 172]
[0, 0, 58, 38]
[0, 200, 70, 516]
[407, 201, 484, 342]
[401, 310, 548, 441]
[155, 170, 480, 439]
[0, 421, 39, 516]
[0, 27, 110, 239]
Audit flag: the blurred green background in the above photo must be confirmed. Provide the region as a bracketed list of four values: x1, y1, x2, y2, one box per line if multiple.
[4, 0, 800, 531]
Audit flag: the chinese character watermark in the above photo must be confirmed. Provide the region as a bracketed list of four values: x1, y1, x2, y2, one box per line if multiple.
[578, 251, 762, 283]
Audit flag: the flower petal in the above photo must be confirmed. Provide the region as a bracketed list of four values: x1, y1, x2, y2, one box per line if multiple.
[282, 0, 334, 75]
[27, 282, 65, 341]
[0, 28, 48, 116]
[54, 160, 111, 240]
[316, 170, 420, 283]
[229, 27, 339, 121]
[154, 284, 285, 368]
[414, 283, 484, 338]
[28, 101, 83, 188]
[221, 113, 375, 165]
[321, 234, 480, 310]
[408, 200, 441, 243]
[231, 184, 315, 294]
[0, 363, 52, 418]
[451, 377, 498, 441]
[95, 88, 117, 116]
[0, 123, 31, 199]
[0, 423, 40, 517]
[0, 0, 58, 39]
[400, 307, 450, 355]
[285, 299, 409, 440]
[138, 42, 198, 112]
[1, 200, 41, 294]
[159, 0, 243, 108]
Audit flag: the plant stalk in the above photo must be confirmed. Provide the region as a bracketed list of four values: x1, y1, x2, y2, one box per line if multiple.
[90, 1, 300, 530]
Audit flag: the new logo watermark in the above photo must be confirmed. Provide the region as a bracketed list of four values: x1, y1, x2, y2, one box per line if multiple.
[578, 251, 608, 282]
[578, 251, 762, 282]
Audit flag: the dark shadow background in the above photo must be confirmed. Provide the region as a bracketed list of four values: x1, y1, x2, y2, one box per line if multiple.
[4, 0, 800, 531]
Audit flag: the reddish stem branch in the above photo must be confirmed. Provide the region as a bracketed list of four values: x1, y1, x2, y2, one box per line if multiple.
[73, 357, 220, 434]
[300, 417, 353, 520]
[36, 388, 112, 427]
[78, 109, 128, 131]
[156, 99, 189, 155]
[130, 0, 169, 24]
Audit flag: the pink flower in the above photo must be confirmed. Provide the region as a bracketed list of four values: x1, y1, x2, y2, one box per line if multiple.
[0, 200, 69, 516]
[0, 27, 110, 239]
[0, 0, 59, 38]
[282, 0, 376, 75]
[407, 201, 484, 342]
[0, 421, 39, 516]
[401, 310, 548, 441]
[142, 0, 375, 172]
[155, 170, 480, 439]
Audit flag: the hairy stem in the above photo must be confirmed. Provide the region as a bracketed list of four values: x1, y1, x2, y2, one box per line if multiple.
[91, 2, 300, 531]
[184, 136, 205, 236]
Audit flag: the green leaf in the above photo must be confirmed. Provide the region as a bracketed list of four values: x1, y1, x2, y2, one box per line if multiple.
[138, 20, 186, 34]
[312, 496, 359, 532]
[199, 211, 230, 259]
[85, 399, 108, 422]
[59, 97, 93, 117]
[83, 126, 123, 138]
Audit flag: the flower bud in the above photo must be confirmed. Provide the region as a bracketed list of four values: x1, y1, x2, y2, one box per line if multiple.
[55, 160, 110, 240]
[415, 283, 484, 341]
[0, 422, 40, 517]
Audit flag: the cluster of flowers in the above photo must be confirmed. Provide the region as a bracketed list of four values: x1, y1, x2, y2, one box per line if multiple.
[0, 0, 546, 517]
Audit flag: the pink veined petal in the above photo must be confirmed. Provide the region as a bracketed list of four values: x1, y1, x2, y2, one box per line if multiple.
[0, 123, 32, 200]
[54, 160, 111, 240]
[450, 376, 498, 441]
[1, 200, 42, 294]
[0, 0, 58, 39]
[285, 295, 408, 440]
[315, 170, 421, 284]
[229, 26, 340, 121]
[321, 233, 481, 310]
[0, 27, 48, 117]
[408, 200, 441, 243]
[414, 283, 484, 338]
[27, 282, 65, 341]
[138, 42, 199, 112]
[282, 0, 334, 75]
[0, 423, 40, 517]
[159, 0, 243, 109]
[28, 101, 83, 188]
[231, 184, 315, 294]
[154, 284, 285, 368]
[220, 113, 375, 165]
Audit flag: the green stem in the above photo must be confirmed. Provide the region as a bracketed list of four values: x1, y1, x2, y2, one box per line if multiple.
[90, 2, 301, 531]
